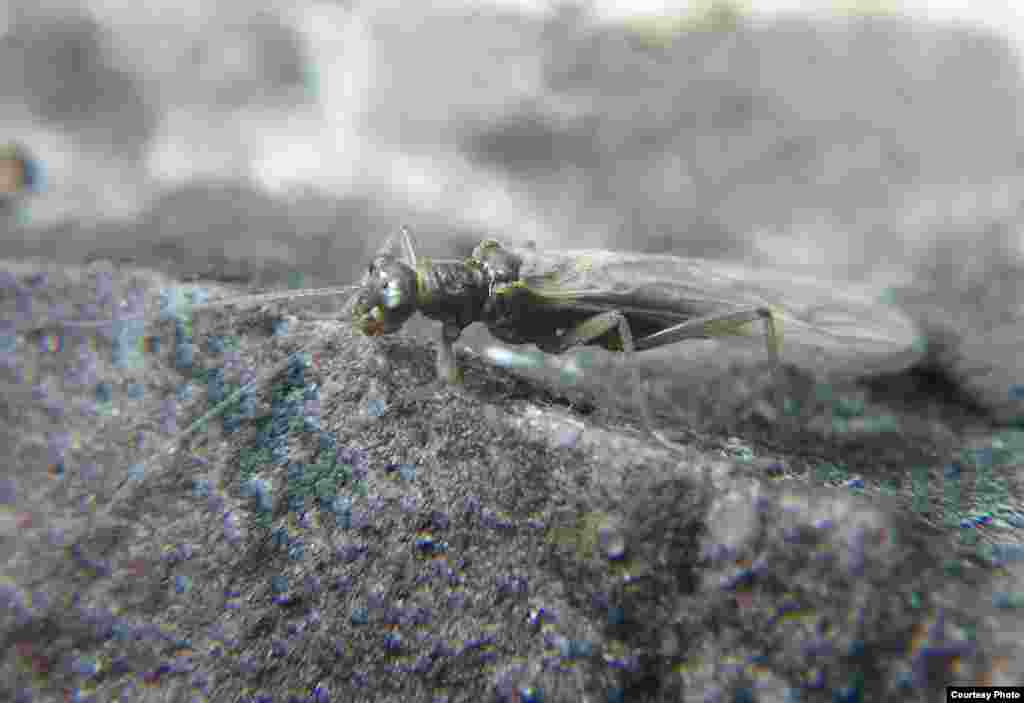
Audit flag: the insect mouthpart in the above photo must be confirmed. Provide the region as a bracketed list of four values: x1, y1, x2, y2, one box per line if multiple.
[350, 264, 418, 337]
[350, 292, 387, 337]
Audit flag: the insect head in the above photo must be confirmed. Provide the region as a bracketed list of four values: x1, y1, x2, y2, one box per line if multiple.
[350, 255, 419, 337]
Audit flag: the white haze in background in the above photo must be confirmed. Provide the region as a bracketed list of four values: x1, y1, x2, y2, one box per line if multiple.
[8, 1, 562, 246]
[5, 0, 1023, 276]
[515, 0, 1024, 53]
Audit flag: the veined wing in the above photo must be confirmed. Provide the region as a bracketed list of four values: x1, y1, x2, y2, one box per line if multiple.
[507, 246, 925, 380]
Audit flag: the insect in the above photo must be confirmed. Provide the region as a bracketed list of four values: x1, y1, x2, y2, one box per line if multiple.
[347, 227, 925, 449]
[350, 226, 924, 388]
[12, 225, 924, 513]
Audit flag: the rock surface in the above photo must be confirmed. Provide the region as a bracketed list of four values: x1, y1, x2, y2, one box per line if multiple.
[1, 259, 1022, 703]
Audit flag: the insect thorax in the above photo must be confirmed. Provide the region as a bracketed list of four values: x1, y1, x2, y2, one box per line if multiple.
[417, 260, 492, 329]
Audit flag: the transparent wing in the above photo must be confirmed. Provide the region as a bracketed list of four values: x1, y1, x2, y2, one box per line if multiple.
[507, 246, 925, 380]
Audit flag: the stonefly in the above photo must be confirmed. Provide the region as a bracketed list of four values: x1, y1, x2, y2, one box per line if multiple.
[49, 225, 923, 495]
[350, 226, 922, 387]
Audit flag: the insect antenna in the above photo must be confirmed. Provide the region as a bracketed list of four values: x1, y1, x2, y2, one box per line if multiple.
[33, 280, 362, 537]
[370, 225, 421, 267]
[82, 327, 334, 537]
[40, 284, 362, 331]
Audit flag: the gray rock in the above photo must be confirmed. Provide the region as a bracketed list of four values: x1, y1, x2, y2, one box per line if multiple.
[2, 260, 1022, 703]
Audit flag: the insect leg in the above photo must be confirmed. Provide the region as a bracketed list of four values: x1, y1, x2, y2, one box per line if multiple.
[546, 311, 636, 353]
[436, 321, 465, 384]
[540, 312, 692, 454]
[633, 307, 781, 454]
[634, 306, 781, 361]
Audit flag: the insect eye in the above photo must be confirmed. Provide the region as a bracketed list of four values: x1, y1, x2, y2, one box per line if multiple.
[380, 279, 405, 309]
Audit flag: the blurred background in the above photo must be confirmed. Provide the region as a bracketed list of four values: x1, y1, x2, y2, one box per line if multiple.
[1, 0, 1022, 327]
